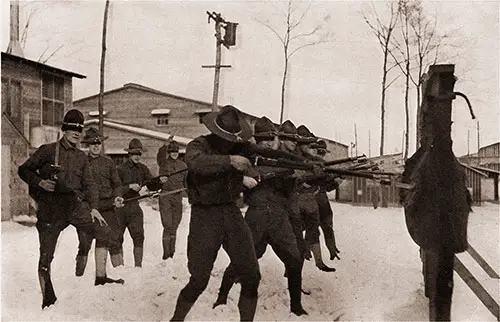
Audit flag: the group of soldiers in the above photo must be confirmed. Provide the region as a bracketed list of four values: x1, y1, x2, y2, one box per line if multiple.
[18, 105, 343, 321]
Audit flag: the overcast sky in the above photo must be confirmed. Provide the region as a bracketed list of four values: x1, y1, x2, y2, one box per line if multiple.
[2, 0, 498, 157]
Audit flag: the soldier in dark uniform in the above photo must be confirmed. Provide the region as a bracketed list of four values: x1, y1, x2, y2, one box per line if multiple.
[18, 109, 108, 308]
[278, 121, 335, 272]
[74, 128, 125, 285]
[170, 105, 261, 322]
[295, 125, 335, 272]
[116, 138, 154, 267]
[156, 140, 187, 260]
[213, 116, 308, 316]
[310, 139, 341, 261]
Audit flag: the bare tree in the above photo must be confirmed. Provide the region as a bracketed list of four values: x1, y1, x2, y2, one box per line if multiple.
[409, 7, 454, 149]
[362, 2, 399, 156]
[19, 2, 64, 63]
[257, 0, 332, 124]
[389, 0, 421, 160]
[99, 0, 111, 136]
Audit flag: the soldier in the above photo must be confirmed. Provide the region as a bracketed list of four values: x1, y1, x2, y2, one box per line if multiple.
[156, 140, 187, 260]
[310, 139, 341, 261]
[213, 116, 308, 316]
[74, 127, 125, 285]
[116, 138, 155, 267]
[293, 124, 335, 272]
[18, 109, 108, 308]
[276, 120, 308, 262]
[170, 105, 261, 322]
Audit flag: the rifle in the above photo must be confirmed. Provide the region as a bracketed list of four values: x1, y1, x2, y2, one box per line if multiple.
[141, 168, 188, 191]
[98, 188, 186, 212]
[323, 154, 367, 167]
[254, 156, 394, 185]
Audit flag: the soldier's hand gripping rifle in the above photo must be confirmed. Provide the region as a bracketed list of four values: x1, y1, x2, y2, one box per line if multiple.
[140, 168, 188, 191]
[98, 187, 187, 212]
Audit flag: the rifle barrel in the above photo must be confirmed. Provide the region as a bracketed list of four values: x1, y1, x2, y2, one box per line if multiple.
[323, 155, 366, 166]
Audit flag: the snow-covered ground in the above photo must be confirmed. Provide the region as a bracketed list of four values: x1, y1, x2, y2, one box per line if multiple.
[2, 200, 499, 321]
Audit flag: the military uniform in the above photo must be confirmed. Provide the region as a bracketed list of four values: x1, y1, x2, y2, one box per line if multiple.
[116, 157, 152, 267]
[18, 109, 109, 308]
[171, 106, 260, 322]
[157, 142, 187, 259]
[75, 153, 123, 274]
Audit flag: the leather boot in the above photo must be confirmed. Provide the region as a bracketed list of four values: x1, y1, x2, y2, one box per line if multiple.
[162, 230, 170, 260]
[325, 236, 340, 260]
[169, 234, 177, 258]
[238, 295, 257, 321]
[170, 295, 195, 321]
[310, 243, 336, 272]
[213, 266, 236, 309]
[75, 255, 88, 277]
[39, 267, 57, 308]
[133, 247, 143, 267]
[95, 247, 124, 285]
[287, 269, 308, 316]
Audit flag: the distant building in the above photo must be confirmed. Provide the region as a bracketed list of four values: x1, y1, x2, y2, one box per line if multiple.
[74, 83, 348, 175]
[1, 52, 86, 220]
[459, 142, 500, 203]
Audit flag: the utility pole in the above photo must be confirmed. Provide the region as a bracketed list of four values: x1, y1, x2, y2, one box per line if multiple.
[354, 123, 358, 156]
[98, 0, 110, 136]
[467, 129, 470, 161]
[368, 129, 371, 158]
[477, 121, 480, 154]
[203, 12, 237, 112]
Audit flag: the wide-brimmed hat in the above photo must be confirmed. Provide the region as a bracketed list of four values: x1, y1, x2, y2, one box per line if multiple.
[310, 139, 330, 153]
[61, 109, 85, 132]
[81, 127, 108, 144]
[202, 105, 252, 143]
[125, 138, 146, 153]
[253, 116, 277, 140]
[277, 120, 300, 141]
[296, 125, 318, 144]
[167, 141, 180, 153]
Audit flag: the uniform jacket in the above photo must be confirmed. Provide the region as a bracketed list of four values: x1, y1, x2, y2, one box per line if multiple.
[185, 135, 245, 205]
[157, 157, 187, 192]
[88, 154, 122, 202]
[18, 138, 99, 209]
[117, 159, 153, 199]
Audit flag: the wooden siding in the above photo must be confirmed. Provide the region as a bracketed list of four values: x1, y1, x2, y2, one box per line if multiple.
[351, 177, 401, 207]
[463, 166, 483, 205]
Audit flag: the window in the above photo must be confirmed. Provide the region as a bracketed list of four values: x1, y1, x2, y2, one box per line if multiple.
[198, 112, 209, 124]
[156, 114, 169, 126]
[1, 78, 22, 120]
[195, 108, 212, 124]
[42, 73, 65, 126]
[1, 78, 9, 114]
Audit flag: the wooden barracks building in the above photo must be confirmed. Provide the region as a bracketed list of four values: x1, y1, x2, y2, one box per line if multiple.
[74, 83, 349, 175]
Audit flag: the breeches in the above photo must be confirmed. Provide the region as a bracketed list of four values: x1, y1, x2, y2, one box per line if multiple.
[37, 200, 109, 271]
[180, 203, 260, 302]
[290, 193, 321, 244]
[316, 192, 334, 239]
[245, 205, 301, 269]
[116, 202, 144, 248]
[77, 206, 121, 255]
[159, 194, 183, 234]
